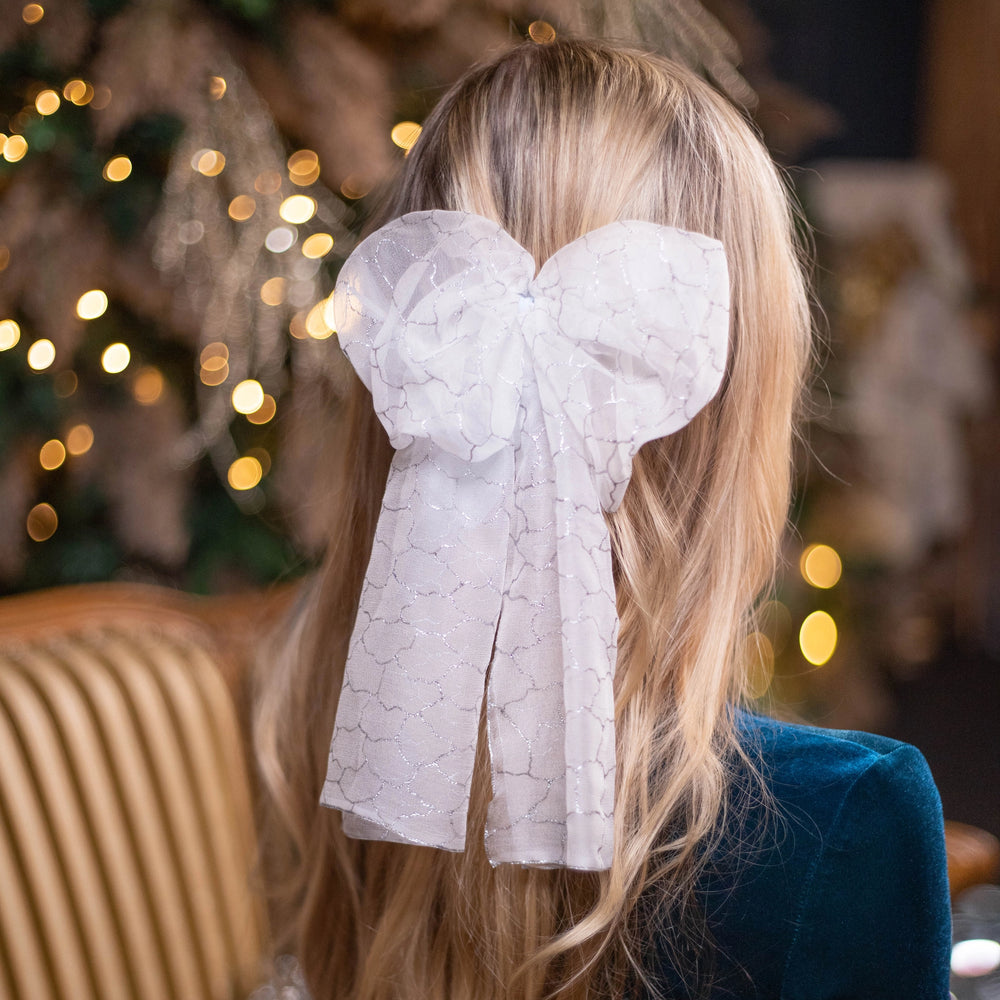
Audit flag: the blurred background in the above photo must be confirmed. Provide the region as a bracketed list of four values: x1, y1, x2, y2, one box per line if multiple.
[0, 0, 997, 838]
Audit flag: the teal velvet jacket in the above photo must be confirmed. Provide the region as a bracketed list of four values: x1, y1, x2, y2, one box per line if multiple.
[645, 714, 952, 998]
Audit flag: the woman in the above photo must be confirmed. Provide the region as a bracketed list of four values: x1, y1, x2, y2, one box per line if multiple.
[254, 37, 951, 999]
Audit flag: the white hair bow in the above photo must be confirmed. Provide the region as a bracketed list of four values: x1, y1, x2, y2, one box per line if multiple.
[321, 210, 729, 870]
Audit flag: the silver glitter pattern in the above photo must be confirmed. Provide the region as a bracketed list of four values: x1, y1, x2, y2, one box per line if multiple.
[320, 210, 729, 870]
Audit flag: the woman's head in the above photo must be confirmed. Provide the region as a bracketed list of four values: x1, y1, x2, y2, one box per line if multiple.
[257, 38, 811, 999]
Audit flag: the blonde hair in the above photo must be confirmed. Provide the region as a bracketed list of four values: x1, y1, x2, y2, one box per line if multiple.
[254, 38, 811, 1000]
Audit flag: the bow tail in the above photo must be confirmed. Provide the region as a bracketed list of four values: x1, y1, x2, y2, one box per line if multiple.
[322, 443, 510, 852]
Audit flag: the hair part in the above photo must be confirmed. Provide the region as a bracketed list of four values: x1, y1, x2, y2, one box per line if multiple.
[254, 37, 811, 1000]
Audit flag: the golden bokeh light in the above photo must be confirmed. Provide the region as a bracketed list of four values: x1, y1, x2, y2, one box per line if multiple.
[799, 611, 838, 667]
[247, 393, 276, 425]
[800, 543, 843, 590]
[279, 195, 317, 224]
[39, 439, 66, 471]
[27, 503, 58, 542]
[102, 155, 132, 181]
[200, 364, 228, 387]
[231, 378, 265, 414]
[192, 148, 226, 176]
[339, 174, 371, 200]
[209, 76, 227, 100]
[200, 342, 229, 367]
[744, 632, 775, 699]
[90, 85, 112, 110]
[287, 149, 320, 186]
[260, 276, 286, 306]
[228, 455, 263, 491]
[302, 233, 334, 259]
[22, 4, 44, 24]
[65, 423, 94, 456]
[100, 342, 130, 374]
[288, 312, 308, 340]
[255, 171, 282, 195]
[528, 20, 557, 43]
[27, 338, 55, 371]
[35, 89, 60, 115]
[132, 366, 164, 405]
[390, 121, 422, 151]
[228, 194, 256, 221]
[76, 289, 108, 320]
[247, 447, 271, 475]
[3, 134, 28, 163]
[63, 79, 93, 105]
[306, 299, 334, 339]
[0, 319, 20, 351]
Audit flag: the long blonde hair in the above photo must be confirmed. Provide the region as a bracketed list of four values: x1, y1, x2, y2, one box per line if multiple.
[254, 38, 811, 1000]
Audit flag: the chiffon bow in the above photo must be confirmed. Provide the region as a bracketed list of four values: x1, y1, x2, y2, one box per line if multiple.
[320, 210, 729, 870]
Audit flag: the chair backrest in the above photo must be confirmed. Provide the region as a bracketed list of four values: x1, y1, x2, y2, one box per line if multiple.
[0, 584, 282, 1000]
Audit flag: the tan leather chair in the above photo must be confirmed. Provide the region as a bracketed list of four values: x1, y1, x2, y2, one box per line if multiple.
[0, 583, 293, 1000]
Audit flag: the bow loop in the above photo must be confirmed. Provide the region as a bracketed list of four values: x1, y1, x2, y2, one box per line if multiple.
[334, 212, 534, 462]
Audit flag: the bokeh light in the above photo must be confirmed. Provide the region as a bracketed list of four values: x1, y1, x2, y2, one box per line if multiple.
[528, 20, 557, 43]
[228, 195, 256, 221]
[65, 423, 94, 456]
[260, 277, 286, 305]
[744, 631, 775, 699]
[265, 227, 296, 253]
[101, 342, 130, 374]
[199, 342, 229, 386]
[390, 121, 422, 151]
[0, 319, 20, 351]
[39, 439, 66, 471]
[90, 85, 112, 110]
[339, 174, 371, 200]
[35, 89, 60, 115]
[302, 233, 334, 259]
[27, 338, 55, 370]
[76, 289, 108, 320]
[27, 503, 57, 541]
[255, 171, 282, 194]
[800, 543, 843, 589]
[279, 195, 316, 224]
[287, 150, 319, 186]
[231, 379, 265, 415]
[103, 155, 132, 181]
[228, 456, 263, 491]
[132, 366, 164, 405]
[63, 80, 93, 105]
[22, 4, 44, 24]
[209, 76, 227, 100]
[246, 393, 276, 425]
[3, 135, 28, 163]
[192, 149, 225, 176]
[799, 611, 838, 666]
[307, 299, 334, 339]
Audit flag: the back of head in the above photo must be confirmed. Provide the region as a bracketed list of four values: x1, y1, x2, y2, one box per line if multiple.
[255, 37, 811, 1000]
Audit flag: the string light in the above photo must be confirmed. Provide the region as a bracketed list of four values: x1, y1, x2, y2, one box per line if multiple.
[228, 455, 263, 491]
[287, 150, 320, 186]
[799, 611, 838, 666]
[26, 503, 58, 542]
[209, 76, 227, 100]
[260, 277, 286, 305]
[101, 342, 130, 374]
[231, 378, 265, 414]
[279, 195, 316, 224]
[65, 423, 94, 455]
[22, 4, 44, 24]
[528, 20, 557, 44]
[192, 149, 225, 176]
[302, 233, 334, 259]
[27, 338, 55, 370]
[39, 439, 66, 470]
[306, 299, 334, 339]
[3, 135, 28, 163]
[247, 394, 276, 425]
[0, 319, 20, 351]
[799, 544, 843, 589]
[63, 80, 93, 105]
[34, 90, 60, 115]
[390, 121, 422, 152]
[132, 366, 164, 404]
[103, 155, 132, 181]
[228, 195, 256, 221]
[76, 289, 108, 320]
